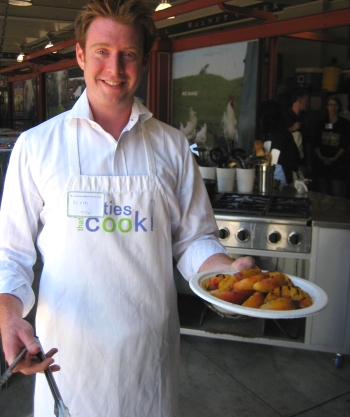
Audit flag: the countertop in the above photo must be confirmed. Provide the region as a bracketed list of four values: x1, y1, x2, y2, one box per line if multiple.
[213, 184, 350, 229]
[260, 187, 350, 229]
[308, 191, 350, 229]
[270, 187, 350, 228]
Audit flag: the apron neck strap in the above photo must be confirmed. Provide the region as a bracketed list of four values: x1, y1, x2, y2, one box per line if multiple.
[68, 118, 81, 177]
[141, 120, 156, 178]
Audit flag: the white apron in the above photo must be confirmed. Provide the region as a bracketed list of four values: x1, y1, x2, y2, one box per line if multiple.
[34, 119, 180, 417]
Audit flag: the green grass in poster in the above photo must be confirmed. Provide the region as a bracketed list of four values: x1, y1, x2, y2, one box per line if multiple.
[173, 73, 243, 148]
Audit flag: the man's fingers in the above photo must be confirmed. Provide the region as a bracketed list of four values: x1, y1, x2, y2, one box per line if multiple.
[44, 348, 58, 359]
[13, 347, 59, 375]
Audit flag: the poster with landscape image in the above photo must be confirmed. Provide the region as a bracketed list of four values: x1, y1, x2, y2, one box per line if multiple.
[46, 69, 68, 119]
[172, 41, 258, 155]
[68, 67, 86, 110]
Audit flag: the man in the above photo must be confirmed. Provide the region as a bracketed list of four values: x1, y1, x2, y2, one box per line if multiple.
[283, 89, 311, 173]
[0, 1, 254, 416]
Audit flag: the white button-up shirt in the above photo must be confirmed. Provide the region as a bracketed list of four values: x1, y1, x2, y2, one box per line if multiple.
[0, 90, 226, 315]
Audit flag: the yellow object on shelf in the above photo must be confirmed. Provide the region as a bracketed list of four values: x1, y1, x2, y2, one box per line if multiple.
[322, 66, 341, 92]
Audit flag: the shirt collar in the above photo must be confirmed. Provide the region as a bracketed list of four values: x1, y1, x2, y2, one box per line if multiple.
[65, 88, 153, 127]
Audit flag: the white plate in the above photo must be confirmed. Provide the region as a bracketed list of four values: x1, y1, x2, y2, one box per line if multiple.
[189, 270, 328, 319]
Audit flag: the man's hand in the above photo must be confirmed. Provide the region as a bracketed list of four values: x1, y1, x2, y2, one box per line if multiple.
[199, 253, 256, 273]
[0, 294, 59, 375]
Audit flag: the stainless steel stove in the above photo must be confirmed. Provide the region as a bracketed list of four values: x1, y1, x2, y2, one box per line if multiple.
[211, 193, 312, 253]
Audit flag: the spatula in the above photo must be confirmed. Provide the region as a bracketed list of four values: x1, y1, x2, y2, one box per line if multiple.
[271, 149, 280, 165]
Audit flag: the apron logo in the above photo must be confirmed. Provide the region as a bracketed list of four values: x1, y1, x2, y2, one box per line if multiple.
[76, 200, 155, 233]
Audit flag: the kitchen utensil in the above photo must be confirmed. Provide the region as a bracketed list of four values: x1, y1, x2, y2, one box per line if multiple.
[35, 339, 71, 417]
[264, 140, 272, 152]
[0, 347, 28, 388]
[190, 145, 206, 167]
[271, 149, 281, 165]
[193, 152, 206, 167]
[230, 156, 244, 168]
[210, 147, 229, 168]
[244, 155, 267, 168]
[195, 147, 209, 162]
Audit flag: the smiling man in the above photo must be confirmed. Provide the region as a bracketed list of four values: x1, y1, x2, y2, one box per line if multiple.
[0, 1, 254, 416]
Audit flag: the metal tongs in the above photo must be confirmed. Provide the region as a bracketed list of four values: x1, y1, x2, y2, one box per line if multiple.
[0, 339, 71, 416]
[0, 346, 28, 388]
[35, 338, 71, 417]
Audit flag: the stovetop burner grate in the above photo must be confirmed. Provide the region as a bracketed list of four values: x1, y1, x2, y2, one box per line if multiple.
[210, 193, 310, 218]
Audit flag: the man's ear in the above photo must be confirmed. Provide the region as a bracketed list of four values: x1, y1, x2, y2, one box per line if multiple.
[76, 43, 85, 70]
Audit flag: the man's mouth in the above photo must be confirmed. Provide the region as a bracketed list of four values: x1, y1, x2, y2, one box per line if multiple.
[104, 80, 123, 86]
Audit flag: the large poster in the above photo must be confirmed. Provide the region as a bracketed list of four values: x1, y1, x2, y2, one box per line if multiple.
[172, 41, 258, 154]
[46, 70, 68, 119]
[13, 81, 24, 118]
[68, 67, 86, 110]
[24, 78, 37, 121]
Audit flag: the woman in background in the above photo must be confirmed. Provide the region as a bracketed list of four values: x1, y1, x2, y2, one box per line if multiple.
[314, 95, 350, 197]
[258, 100, 300, 188]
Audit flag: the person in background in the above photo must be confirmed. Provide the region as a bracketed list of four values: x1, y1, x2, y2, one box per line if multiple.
[259, 99, 300, 188]
[283, 89, 311, 174]
[314, 95, 350, 198]
[0, 1, 255, 416]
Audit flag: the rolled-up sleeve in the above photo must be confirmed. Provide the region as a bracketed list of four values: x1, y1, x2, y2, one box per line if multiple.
[0, 134, 42, 317]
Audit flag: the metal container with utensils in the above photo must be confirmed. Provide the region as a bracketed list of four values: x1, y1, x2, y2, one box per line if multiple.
[258, 165, 275, 194]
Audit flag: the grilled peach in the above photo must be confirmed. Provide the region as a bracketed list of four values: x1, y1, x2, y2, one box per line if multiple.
[218, 274, 242, 291]
[234, 272, 270, 290]
[233, 268, 262, 280]
[260, 298, 296, 310]
[298, 294, 313, 308]
[212, 289, 254, 305]
[264, 285, 304, 302]
[253, 273, 286, 293]
[242, 291, 265, 308]
[204, 274, 226, 291]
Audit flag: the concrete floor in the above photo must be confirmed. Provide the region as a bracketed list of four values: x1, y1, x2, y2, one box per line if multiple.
[1, 335, 350, 417]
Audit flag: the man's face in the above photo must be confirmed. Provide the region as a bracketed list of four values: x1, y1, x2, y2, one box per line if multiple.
[76, 17, 147, 113]
[298, 95, 310, 112]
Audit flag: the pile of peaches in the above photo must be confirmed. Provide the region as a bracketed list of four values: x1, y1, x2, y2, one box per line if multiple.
[204, 268, 312, 310]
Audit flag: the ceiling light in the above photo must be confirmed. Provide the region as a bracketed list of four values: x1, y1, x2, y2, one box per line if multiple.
[155, 0, 171, 12]
[17, 52, 25, 62]
[45, 40, 54, 49]
[9, 0, 32, 6]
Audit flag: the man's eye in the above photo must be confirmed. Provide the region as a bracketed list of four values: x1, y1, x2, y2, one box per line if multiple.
[97, 50, 106, 55]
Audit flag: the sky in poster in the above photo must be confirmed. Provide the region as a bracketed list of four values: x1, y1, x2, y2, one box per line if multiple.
[173, 41, 248, 80]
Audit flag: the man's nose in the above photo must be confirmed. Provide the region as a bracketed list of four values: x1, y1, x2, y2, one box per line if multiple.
[108, 55, 124, 74]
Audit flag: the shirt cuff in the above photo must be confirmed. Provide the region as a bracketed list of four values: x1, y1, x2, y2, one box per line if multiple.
[0, 277, 35, 318]
[176, 238, 227, 281]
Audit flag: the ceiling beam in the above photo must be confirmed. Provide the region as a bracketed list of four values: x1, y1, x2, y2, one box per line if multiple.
[153, 0, 228, 21]
[217, 3, 277, 22]
[172, 7, 350, 52]
[287, 31, 349, 45]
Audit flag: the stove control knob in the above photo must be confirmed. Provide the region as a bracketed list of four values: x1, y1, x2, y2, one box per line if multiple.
[288, 232, 302, 246]
[219, 227, 230, 240]
[268, 231, 281, 244]
[236, 229, 250, 243]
